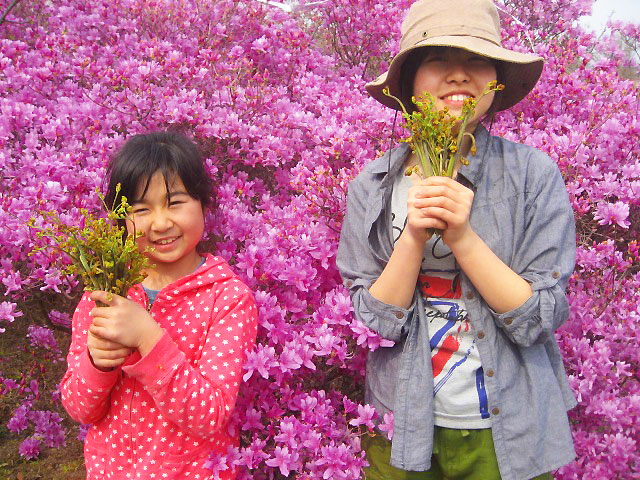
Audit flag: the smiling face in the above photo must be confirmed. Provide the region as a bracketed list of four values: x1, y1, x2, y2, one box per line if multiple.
[412, 47, 497, 131]
[127, 171, 205, 286]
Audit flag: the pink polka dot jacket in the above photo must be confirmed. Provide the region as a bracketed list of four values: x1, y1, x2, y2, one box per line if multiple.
[61, 254, 258, 479]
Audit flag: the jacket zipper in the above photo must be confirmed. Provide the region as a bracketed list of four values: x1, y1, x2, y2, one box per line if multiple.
[129, 380, 136, 469]
[131, 287, 150, 470]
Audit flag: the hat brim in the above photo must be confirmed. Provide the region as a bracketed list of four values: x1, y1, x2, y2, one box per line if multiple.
[366, 36, 544, 112]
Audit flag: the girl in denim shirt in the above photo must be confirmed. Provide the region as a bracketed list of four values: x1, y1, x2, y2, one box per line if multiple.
[337, 1, 576, 479]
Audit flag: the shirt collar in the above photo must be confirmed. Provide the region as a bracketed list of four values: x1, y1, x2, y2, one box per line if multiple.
[369, 143, 410, 176]
[457, 124, 491, 187]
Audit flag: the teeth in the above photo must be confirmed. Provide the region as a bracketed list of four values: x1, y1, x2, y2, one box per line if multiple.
[155, 238, 176, 245]
[446, 94, 471, 102]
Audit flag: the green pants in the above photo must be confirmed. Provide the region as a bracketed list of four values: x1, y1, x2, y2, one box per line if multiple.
[363, 428, 552, 480]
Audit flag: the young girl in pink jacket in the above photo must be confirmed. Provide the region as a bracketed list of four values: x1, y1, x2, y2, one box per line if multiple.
[61, 131, 258, 479]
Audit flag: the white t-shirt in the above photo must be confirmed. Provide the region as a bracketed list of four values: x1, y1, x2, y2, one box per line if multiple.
[391, 173, 491, 429]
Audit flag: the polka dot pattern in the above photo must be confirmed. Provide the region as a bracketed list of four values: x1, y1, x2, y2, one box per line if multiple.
[61, 255, 258, 479]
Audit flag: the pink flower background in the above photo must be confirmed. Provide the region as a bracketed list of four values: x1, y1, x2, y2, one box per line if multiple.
[0, 0, 638, 478]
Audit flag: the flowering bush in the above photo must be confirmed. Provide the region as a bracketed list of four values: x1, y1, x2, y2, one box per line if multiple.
[0, 0, 638, 478]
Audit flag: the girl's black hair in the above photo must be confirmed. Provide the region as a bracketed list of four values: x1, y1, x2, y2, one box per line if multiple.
[399, 46, 505, 116]
[105, 131, 214, 212]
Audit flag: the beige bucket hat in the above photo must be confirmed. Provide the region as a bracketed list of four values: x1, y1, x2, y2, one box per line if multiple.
[366, 0, 543, 112]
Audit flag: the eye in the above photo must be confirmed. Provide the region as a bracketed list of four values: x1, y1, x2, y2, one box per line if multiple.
[131, 207, 148, 215]
[424, 55, 446, 64]
[169, 200, 185, 207]
[468, 56, 493, 66]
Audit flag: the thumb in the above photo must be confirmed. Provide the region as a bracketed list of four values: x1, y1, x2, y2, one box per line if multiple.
[89, 290, 114, 306]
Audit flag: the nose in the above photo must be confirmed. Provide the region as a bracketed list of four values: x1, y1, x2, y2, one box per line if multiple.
[445, 61, 470, 84]
[150, 209, 173, 232]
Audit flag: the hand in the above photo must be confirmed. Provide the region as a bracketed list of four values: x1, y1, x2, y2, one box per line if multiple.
[410, 176, 474, 248]
[404, 176, 441, 246]
[88, 291, 165, 356]
[87, 330, 134, 372]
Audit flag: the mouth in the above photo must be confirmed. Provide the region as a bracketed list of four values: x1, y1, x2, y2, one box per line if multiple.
[443, 94, 471, 102]
[152, 236, 179, 246]
[440, 92, 474, 105]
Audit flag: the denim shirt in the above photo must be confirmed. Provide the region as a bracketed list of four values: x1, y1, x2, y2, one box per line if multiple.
[337, 126, 577, 480]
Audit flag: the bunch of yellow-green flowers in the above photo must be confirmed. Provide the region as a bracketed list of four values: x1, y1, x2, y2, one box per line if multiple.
[383, 80, 504, 179]
[29, 185, 150, 301]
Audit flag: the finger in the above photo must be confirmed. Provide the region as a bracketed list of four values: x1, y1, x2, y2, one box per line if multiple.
[413, 185, 452, 199]
[422, 199, 472, 219]
[417, 176, 450, 187]
[89, 324, 119, 343]
[408, 208, 448, 228]
[430, 221, 448, 231]
[88, 333, 128, 351]
[427, 177, 473, 197]
[91, 347, 132, 360]
[92, 357, 128, 369]
[422, 175, 459, 185]
[422, 206, 467, 228]
[96, 346, 133, 357]
[89, 290, 111, 304]
[414, 216, 448, 231]
[415, 195, 455, 210]
[90, 291, 124, 307]
[89, 306, 111, 319]
[89, 317, 111, 330]
[429, 182, 462, 196]
[422, 175, 471, 192]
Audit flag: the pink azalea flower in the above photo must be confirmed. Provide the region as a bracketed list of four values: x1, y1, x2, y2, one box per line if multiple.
[594, 201, 630, 228]
[379, 412, 394, 440]
[265, 446, 299, 476]
[348, 404, 377, 431]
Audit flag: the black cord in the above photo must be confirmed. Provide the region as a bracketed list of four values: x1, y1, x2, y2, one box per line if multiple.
[388, 109, 399, 173]
[386, 109, 400, 248]
[431, 235, 453, 259]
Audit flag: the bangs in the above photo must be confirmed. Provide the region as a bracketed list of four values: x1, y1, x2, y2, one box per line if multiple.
[106, 131, 213, 212]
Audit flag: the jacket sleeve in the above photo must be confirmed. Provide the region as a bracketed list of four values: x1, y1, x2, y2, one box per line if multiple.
[122, 282, 258, 439]
[489, 155, 576, 347]
[60, 292, 121, 424]
[337, 173, 415, 342]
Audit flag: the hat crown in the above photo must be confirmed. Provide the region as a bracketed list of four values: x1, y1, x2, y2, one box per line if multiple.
[401, 0, 502, 50]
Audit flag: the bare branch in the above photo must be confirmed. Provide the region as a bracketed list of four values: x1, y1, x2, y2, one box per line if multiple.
[0, 0, 22, 27]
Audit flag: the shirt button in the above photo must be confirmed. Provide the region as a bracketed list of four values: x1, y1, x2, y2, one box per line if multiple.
[465, 292, 475, 300]
[394, 311, 404, 319]
[504, 317, 513, 326]
[477, 331, 485, 339]
[552, 271, 560, 279]
[486, 369, 495, 377]
[491, 407, 500, 415]
[346, 280, 353, 287]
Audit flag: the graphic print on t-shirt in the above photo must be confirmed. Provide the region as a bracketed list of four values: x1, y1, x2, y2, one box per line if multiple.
[419, 273, 489, 425]
[391, 173, 490, 428]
